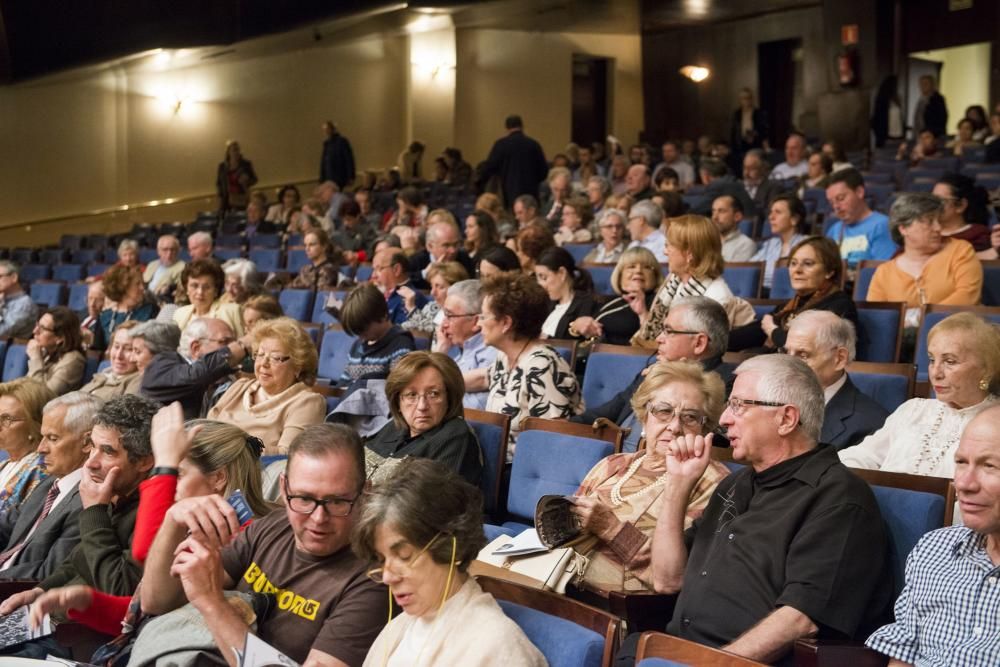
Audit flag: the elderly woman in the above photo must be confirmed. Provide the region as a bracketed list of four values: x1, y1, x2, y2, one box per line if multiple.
[751, 194, 807, 290]
[480, 273, 583, 456]
[80, 321, 142, 398]
[173, 259, 243, 353]
[569, 361, 730, 592]
[534, 247, 596, 340]
[27, 307, 87, 395]
[355, 459, 545, 666]
[868, 193, 982, 328]
[571, 247, 664, 345]
[730, 236, 857, 351]
[0, 379, 55, 514]
[464, 210, 500, 262]
[402, 261, 468, 335]
[129, 321, 180, 380]
[633, 214, 747, 347]
[289, 229, 344, 291]
[209, 317, 326, 455]
[220, 259, 263, 305]
[364, 352, 482, 485]
[96, 264, 157, 350]
[586, 175, 612, 217]
[840, 312, 1000, 477]
[241, 294, 282, 333]
[932, 173, 993, 253]
[583, 208, 627, 264]
[554, 195, 594, 246]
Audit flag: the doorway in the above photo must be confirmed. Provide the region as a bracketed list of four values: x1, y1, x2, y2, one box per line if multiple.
[571, 55, 610, 148]
[907, 42, 991, 138]
[758, 38, 803, 146]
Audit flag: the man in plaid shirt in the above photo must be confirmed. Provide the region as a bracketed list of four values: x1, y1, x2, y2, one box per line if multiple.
[867, 405, 1000, 666]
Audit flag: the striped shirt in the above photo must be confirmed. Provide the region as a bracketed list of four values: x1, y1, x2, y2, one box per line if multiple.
[866, 526, 1000, 666]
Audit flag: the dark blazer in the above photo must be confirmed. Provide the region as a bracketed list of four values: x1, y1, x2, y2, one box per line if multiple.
[365, 417, 482, 486]
[690, 176, 756, 219]
[320, 134, 356, 188]
[0, 476, 83, 580]
[923, 92, 948, 138]
[408, 250, 477, 289]
[476, 129, 549, 205]
[140, 348, 236, 419]
[730, 107, 770, 154]
[549, 293, 597, 340]
[823, 376, 890, 451]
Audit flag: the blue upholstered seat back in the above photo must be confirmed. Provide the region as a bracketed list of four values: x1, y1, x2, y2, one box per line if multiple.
[498, 600, 605, 667]
[856, 307, 900, 362]
[848, 371, 910, 413]
[466, 418, 505, 516]
[582, 350, 649, 410]
[870, 485, 944, 596]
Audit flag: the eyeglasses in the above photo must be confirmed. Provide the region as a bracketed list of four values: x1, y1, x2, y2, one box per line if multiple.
[366, 532, 441, 583]
[253, 352, 292, 365]
[442, 310, 478, 320]
[0, 414, 26, 429]
[646, 402, 706, 428]
[35, 323, 56, 333]
[400, 390, 445, 405]
[283, 478, 359, 517]
[600, 223, 625, 230]
[724, 396, 786, 416]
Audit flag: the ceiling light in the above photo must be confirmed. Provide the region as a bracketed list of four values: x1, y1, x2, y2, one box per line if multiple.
[679, 65, 710, 82]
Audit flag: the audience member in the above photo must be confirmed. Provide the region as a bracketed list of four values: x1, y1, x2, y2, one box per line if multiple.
[573, 296, 733, 452]
[609, 155, 629, 195]
[480, 272, 583, 456]
[243, 200, 278, 238]
[586, 175, 612, 216]
[397, 140, 425, 183]
[221, 258, 264, 304]
[186, 231, 215, 262]
[0, 392, 102, 580]
[584, 208, 627, 264]
[333, 200, 377, 264]
[477, 245, 521, 279]
[320, 121, 356, 188]
[365, 352, 482, 485]
[654, 166, 680, 193]
[752, 193, 807, 290]
[570, 247, 663, 346]
[289, 229, 344, 291]
[477, 115, 549, 206]
[79, 281, 104, 347]
[824, 169, 896, 270]
[865, 404, 1000, 665]
[712, 195, 756, 261]
[614, 354, 891, 665]
[690, 159, 755, 217]
[554, 195, 594, 245]
[382, 185, 428, 230]
[128, 319, 179, 383]
[369, 247, 427, 325]
[140, 318, 248, 419]
[316, 180, 350, 231]
[932, 172, 993, 252]
[0, 379, 55, 515]
[401, 261, 468, 335]
[338, 283, 416, 392]
[947, 118, 982, 156]
[987, 112, 1000, 162]
[266, 184, 301, 224]
[410, 219, 474, 288]
[512, 223, 556, 274]
[769, 132, 809, 180]
[535, 247, 596, 340]
[95, 264, 157, 350]
[913, 75, 948, 137]
[27, 307, 86, 395]
[571, 361, 730, 592]
[801, 152, 833, 193]
[898, 128, 941, 166]
[513, 194, 543, 230]
[216, 140, 257, 212]
[242, 294, 282, 333]
[820, 141, 852, 173]
[0, 261, 37, 339]
[624, 164, 654, 203]
[840, 312, 1000, 477]
[464, 210, 500, 262]
[741, 149, 783, 215]
[868, 193, 982, 327]
[173, 259, 243, 353]
[355, 459, 544, 666]
[80, 321, 142, 399]
[782, 312, 888, 450]
[626, 200, 667, 263]
[964, 104, 990, 141]
[435, 279, 496, 410]
[541, 166, 573, 225]
[142, 235, 184, 301]
[209, 317, 325, 455]
[653, 141, 695, 188]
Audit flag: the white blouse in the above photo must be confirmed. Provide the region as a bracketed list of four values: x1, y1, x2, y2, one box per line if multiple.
[839, 395, 999, 477]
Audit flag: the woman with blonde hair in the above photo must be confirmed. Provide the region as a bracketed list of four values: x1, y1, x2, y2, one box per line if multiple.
[0, 379, 55, 514]
[401, 262, 469, 335]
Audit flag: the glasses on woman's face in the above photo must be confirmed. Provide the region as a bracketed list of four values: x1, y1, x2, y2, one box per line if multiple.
[646, 402, 706, 429]
[0, 414, 26, 429]
[283, 477, 358, 517]
[400, 390, 445, 406]
[366, 532, 441, 583]
[254, 352, 292, 365]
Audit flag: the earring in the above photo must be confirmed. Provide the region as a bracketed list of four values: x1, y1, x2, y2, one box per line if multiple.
[980, 378, 990, 392]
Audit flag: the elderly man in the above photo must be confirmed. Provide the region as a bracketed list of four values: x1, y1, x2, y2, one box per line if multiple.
[770, 132, 809, 180]
[0, 261, 37, 339]
[609, 154, 630, 195]
[572, 296, 735, 452]
[653, 141, 695, 188]
[865, 405, 1000, 665]
[626, 200, 667, 262]
[824, 169, 896, 269]
[186, 232, 214, 263]
[783, 312, 888, 450]
[0, 392, 102, 580]
[372, 247, 426, 325]
[712, 195, 756, 261]
[477, 114, 549, 206]
[80, 281, 105, 348]
[408, 220, 475, 288]
[316, 180, 349, 230]
[542, 167, 572, 224]
[435, 279, 497, 410]
[624, 164, 655, 202]
[742, 149, 784, 215]
[143, 235, 185, 300]
[617, 354, 891, 665]
[138, 319, 248, 419]
[142, 424, 385, 666]
[513, 195, 543, 229]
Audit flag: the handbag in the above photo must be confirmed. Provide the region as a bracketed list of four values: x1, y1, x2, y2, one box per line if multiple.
[474, 534, 588, 594]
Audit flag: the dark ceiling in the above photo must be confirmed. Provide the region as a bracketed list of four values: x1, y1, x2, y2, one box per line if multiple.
[641, 0, 820, 32]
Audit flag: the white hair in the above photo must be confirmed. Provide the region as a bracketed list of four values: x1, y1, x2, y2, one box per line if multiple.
[734, 355, 825, 443]
[788, 310, 857, 363]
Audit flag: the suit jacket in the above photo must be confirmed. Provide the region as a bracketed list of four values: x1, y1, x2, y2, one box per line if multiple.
[140, 348, 236, 419]
[408, 249, 477, 289]
[822, 376, 890, 451]
[745, 178, 787, 219]
[476, 130, 549, 205]
[0, 476, 83, 580]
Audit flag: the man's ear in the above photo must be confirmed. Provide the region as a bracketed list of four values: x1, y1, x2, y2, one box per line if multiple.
[138, 454, 155, 476]
[692, 333, 711, 357]
[776, 405, 801, 437]
[832, 346, 850, 373]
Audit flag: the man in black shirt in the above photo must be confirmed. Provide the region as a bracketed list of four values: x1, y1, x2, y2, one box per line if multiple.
[616, 354, 890, 665]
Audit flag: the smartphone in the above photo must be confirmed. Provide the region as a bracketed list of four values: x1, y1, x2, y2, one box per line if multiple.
[226, 489, 255, 529]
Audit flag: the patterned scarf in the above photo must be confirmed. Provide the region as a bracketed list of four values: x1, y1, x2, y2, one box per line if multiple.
[773, 283, 837, 330]
[639, 274, 711, 341]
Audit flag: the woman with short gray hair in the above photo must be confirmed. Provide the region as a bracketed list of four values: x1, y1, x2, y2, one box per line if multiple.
[220, 259, 263, 305]
[868, 192, 982, 326]
[128, 321, 181, 374]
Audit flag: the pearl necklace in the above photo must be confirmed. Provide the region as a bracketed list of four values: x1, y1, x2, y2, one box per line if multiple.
[609, 455, 668, 507]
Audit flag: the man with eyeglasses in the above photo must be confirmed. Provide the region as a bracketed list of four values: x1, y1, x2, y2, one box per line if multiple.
[141, 424, 385, 667]
[0, 260, 37, 340]
[139, 318, 251, 418]
[435, 279, 496, 409]
[783, 311, 888, 450]
[370, 247, 427, 326]
[614, 354, 891, 666]
[408, 220, 475, 289]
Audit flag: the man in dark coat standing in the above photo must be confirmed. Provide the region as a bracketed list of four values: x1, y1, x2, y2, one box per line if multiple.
[476, 115, 549, 208]
[320, 121, 356, 189]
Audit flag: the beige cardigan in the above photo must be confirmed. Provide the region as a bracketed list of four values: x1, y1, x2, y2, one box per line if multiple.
[80, 371, 143, 400]
[173, 300, 244, 353]
[27, 350, 85, 395]
[208, 378, 327, 454]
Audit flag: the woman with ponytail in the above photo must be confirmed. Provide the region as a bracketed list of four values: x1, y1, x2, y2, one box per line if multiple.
[534, 246, 596, 340]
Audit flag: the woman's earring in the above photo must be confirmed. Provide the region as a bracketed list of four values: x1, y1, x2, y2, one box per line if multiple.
[980, 378, 990, 392]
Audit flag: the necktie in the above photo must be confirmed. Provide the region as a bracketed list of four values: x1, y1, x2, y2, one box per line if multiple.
[0, 484, 60, 567]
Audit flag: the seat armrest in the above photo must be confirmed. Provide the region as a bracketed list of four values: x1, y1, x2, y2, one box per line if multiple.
[793, 638, 887, 667]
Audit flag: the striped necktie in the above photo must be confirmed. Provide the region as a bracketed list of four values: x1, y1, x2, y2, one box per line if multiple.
[0, 484, 60, 566]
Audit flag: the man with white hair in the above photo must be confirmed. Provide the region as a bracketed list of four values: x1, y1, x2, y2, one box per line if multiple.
[783, 311, 888, 450]
[408, 220, 474, 288]
[143, 235, 185, 301]
[626, 200, 667, 262]
[435, 279, 496, 409]
[186, 232, 214, 262]
[614, 355, 891, 665]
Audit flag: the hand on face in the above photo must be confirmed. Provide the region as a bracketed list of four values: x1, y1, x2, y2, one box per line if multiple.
[79, 465, 119, 508]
